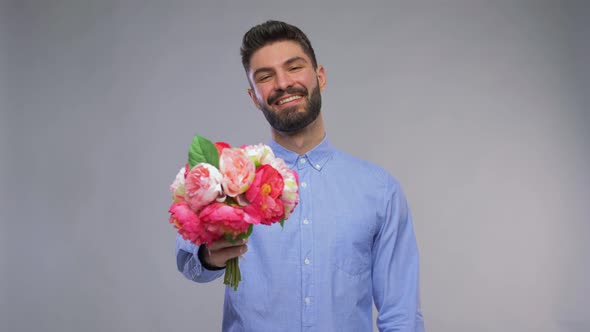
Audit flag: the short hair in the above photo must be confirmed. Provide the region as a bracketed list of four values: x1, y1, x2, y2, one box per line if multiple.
[240, 20, 318, 73]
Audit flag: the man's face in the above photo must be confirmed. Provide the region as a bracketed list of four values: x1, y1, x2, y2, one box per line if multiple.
[247, 41, 326, 133]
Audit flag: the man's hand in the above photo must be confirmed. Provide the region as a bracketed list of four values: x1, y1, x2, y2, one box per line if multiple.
[201, 238, 248, 268]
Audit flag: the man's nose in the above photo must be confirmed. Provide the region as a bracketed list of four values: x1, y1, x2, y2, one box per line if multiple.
[274, 71, 294, 90]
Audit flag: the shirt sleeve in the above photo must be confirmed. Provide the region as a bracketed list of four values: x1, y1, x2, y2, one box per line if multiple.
[372, 175, 425, 332]
[175, 234, 225, 283]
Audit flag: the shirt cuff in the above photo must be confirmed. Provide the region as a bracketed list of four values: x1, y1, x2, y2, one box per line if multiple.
[197, 244, 226, 271]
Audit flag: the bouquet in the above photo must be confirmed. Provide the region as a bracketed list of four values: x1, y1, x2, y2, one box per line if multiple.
[168, 134, 299, 290]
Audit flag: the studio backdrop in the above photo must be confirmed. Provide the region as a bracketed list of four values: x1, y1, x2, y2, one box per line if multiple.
[1, 1, 589, 331]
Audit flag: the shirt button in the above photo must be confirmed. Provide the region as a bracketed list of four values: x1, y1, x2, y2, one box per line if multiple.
[303, 218, 310, 225]
[300, 158, 306, 164]
[301, 182, 307, 188]
[304, 258, 310, 265]
[315, 164, 321, 169]
[305, 297, 311, 305]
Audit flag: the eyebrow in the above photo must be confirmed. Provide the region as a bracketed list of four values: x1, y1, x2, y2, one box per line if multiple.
[252, 56, 309, 79]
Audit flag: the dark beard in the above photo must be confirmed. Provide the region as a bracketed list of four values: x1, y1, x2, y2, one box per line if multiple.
[260, 84, 322, 133]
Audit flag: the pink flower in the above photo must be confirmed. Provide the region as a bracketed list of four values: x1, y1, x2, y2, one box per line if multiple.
[185, 163, 223, 211]
[244, 164, 285, 225]
[269, 158, 300, 219]
[169, 201, 219, 244]
[219, 148, 255, 197]
[199, 202, 251, 239]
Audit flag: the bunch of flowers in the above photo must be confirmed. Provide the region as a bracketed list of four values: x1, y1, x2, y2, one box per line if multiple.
[168, 134, 299, 290]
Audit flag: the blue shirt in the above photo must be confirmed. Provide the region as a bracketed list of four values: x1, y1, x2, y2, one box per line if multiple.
[175, 137, 425, 331]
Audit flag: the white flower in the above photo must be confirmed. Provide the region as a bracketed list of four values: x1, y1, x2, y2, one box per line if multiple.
[269, 158, 299, 219]
[170, 166, 186, 199]
[242, 144, 275, 166]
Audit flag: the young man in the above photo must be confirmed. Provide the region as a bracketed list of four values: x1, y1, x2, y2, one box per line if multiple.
[175, 20, 425, 331]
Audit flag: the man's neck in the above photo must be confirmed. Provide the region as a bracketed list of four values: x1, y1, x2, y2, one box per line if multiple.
[271, 115, 325, 155]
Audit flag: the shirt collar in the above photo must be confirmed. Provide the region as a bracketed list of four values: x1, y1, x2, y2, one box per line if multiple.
[268, 135, 334, 171]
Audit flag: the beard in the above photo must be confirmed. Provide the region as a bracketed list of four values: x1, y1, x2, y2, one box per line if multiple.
[259, 83, 322, 134]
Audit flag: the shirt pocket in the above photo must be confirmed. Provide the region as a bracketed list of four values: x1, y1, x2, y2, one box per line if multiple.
[328, 213, 375, 276]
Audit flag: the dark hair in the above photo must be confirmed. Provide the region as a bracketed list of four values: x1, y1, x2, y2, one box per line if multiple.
[240, 20, 318, 73]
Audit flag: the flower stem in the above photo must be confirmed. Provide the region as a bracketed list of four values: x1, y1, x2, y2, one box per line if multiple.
[224, 257, 240, 291]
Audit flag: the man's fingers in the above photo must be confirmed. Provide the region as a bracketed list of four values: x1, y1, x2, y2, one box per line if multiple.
[207, 238, 248, 251]
[208, 244, 248, 267]
[203, 238, 249, 267]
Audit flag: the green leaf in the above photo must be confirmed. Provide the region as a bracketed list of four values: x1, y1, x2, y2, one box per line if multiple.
[225, 197, 238, 206]
[224, 233, 237, 244]
[188, 134, 219, 169]
[224, 225, 253, 244]
[279, 219, 285, 227]
[237, 224, 253, 240]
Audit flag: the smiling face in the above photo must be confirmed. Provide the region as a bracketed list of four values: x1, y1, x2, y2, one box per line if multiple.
[247, 40, 326, 133]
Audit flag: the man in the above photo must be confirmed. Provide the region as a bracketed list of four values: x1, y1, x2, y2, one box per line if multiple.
[175, 20, 425, 331]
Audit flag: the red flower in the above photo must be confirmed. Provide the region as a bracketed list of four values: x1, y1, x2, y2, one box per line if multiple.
[169, 201, 219, 245]
[214, 141, 231, 156]
[244, 165, 285, 225]
[199, 202, 251, 239]
[183, 163, 190, 178]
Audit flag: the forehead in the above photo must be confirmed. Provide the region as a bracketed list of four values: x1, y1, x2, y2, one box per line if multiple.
[249, 40, 310, 72]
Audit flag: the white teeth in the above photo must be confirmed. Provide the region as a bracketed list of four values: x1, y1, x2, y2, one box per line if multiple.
[277, 95, 302, 105]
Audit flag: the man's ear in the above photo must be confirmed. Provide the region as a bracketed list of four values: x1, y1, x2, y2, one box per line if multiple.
[247, 88, 262, 110]
[316, 65, 327, 92]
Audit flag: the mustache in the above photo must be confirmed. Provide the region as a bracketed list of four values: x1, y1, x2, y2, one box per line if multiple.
[267, 86, 308, 105]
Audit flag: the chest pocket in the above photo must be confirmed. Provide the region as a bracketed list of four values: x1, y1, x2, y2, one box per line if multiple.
[326, 213, 376, 276]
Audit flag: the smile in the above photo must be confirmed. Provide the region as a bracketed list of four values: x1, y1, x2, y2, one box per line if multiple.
[277, 95, 303, 105]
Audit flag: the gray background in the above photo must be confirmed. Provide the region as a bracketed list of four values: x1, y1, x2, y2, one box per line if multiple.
[1, 0, 589, 331]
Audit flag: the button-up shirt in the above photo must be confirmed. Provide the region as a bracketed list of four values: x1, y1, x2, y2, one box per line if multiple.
[175, 137, 425, 331]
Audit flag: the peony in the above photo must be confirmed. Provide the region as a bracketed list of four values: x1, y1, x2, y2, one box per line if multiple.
[280, 169, 299, 219]
[170, 165, 187, 202]
[242, 144, 276, 166]
[269, 158, 300, 219]
[214, 141, 231, 156]
[199, 202, 251, 239]
[169, 201, 217, 244]
[244, 164, 285, 225]
[167, 133, 302, 291]
[185, 163, 223, 211]
[219, 148, 256, 197]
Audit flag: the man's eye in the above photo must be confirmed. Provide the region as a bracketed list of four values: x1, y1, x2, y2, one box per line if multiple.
[289, 66, 302, 71]
[258, 75, 271, 82]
